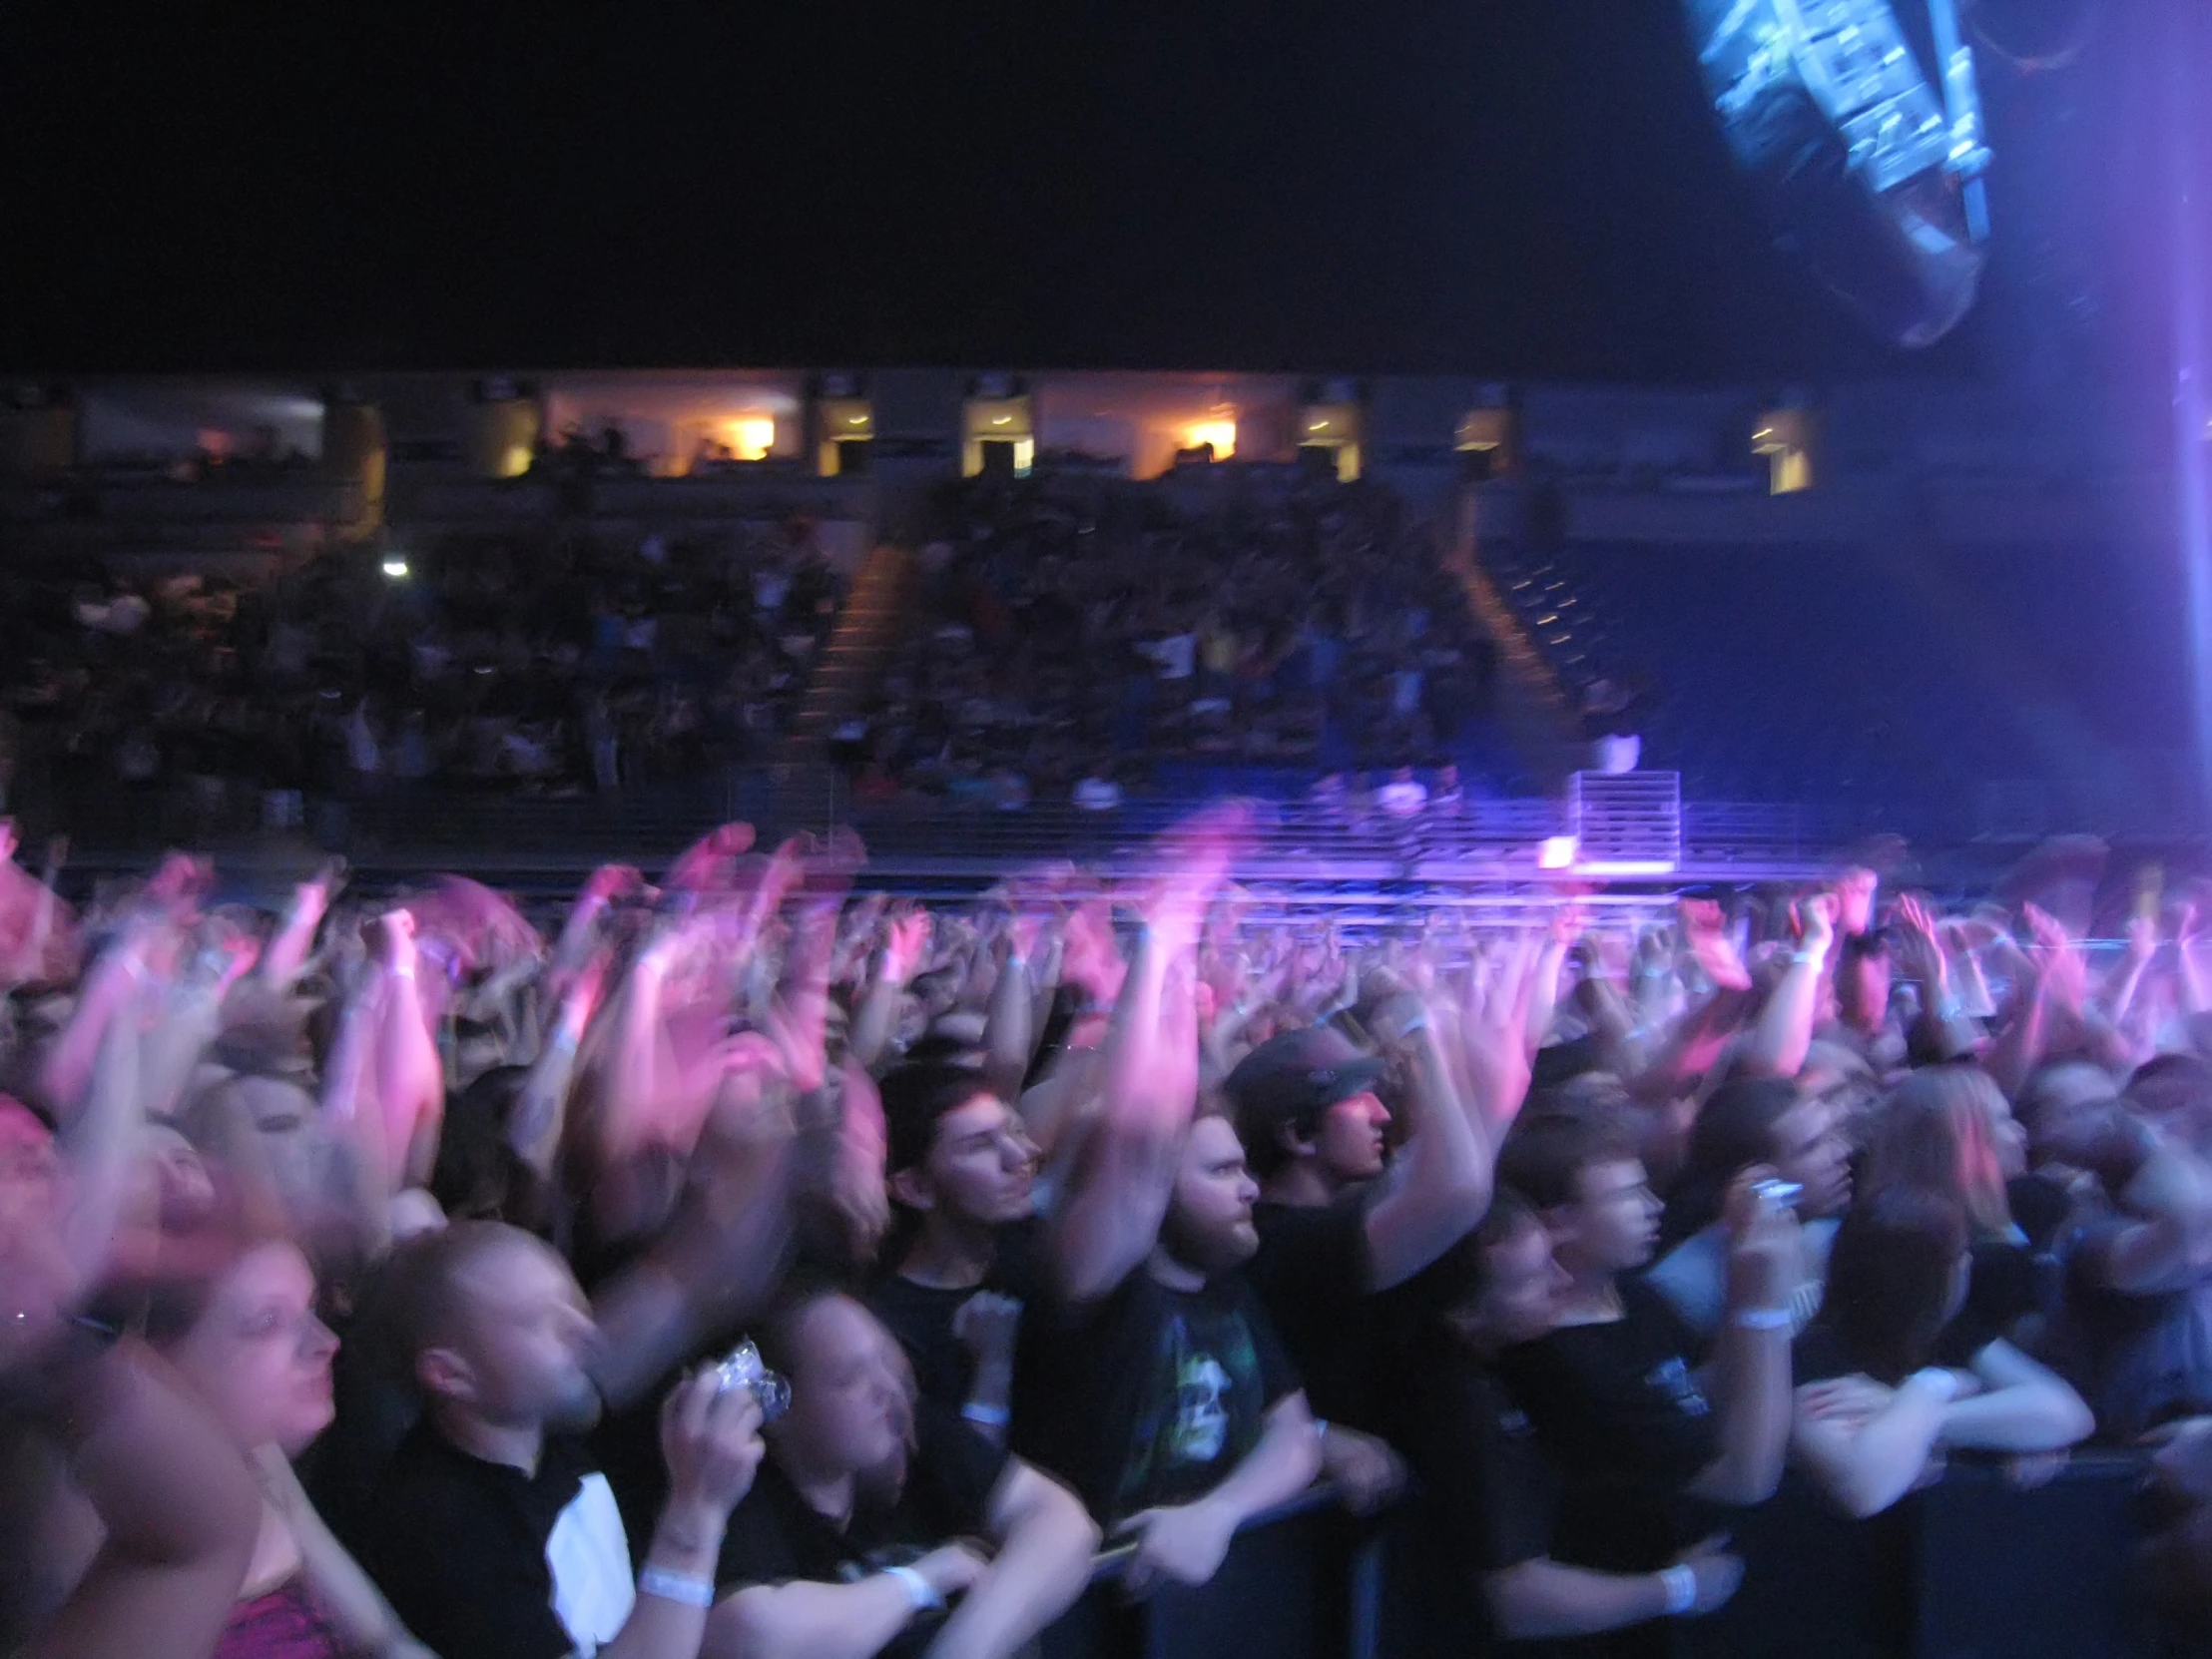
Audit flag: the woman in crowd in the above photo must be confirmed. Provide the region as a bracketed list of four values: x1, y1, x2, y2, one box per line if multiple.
[1862, 1065, 2042, 1351]
[1790, 1185, 2091, 1519]
[147, 1236, 435, 1659]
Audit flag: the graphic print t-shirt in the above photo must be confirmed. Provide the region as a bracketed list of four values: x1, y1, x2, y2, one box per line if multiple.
[354, 1422, 635, 1659]
[1010, 1269, 1300, 1521]
[1495, 1278, 1722, 1574]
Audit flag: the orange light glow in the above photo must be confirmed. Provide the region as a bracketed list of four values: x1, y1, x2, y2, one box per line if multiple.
[722, 416, 777, 461]
[1184, 418, 1236, 458]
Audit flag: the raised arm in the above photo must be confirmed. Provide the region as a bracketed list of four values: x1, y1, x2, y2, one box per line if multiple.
[23, 1343, 262, 1659]
[979, 920, 1039, 1105]
[1893, 894, 1981, 1063]
[1360, 989, 1493, 1291]
[848, 903, 928, 1075]
[1045, 912, 1188, 1303]
[54, 978, 153, 1291]
[506, 951, 607, 1187]
[258, 862, 339, 994]
[1739, 894, 1836, 1080]
[1047, 815, 1236, 1302]
[596, 1375, 766, 1659]
[1684, 1177, 1798, 1507]
[368, 911, 445, 1190]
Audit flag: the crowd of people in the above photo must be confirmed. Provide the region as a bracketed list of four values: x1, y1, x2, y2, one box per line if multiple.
[0, 522, 844, 826]
[838, 478, 1501, 811]
[4, 809, 2212, 1658]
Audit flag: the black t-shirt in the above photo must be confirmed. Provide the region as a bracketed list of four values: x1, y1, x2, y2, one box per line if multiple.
[867, 1220, 1047, 1413]
[1392, 1332, 1561, 1656]
[1495, 1278, 1721, 1574]
[1009, 1267, 1301, 1522]
[1956, 1236, 2039, 1355]
[354, 1421, 635, 1659]
[1409, 1339, 1556, 1574]
[717, 1400, 1006, 1659]
[1247, 1195, 1380, 1430]
[2057, 1216, 2212, 1440]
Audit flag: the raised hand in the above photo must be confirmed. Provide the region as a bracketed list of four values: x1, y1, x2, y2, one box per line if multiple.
[1720, 1165, 1804, 1314]
[1835, 865, 1879, 937]
[1891, 893, 1947, 993]
[1680, 898, 1751, 992]
[2125, 907, 2160, 965]
[659, 1367, 768, 1521]
[2023, 903, 2086, 1007]
[582, 862, 647, 907]
[879, 902, 932, 986]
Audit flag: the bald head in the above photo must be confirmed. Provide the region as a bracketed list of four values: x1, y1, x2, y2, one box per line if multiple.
[391, 1220, 601, 1433]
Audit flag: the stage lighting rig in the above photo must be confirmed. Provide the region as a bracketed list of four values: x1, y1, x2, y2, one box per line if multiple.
[1685, 0, 1993, 348]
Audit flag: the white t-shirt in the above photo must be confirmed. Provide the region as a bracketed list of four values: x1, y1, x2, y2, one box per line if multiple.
[1378, 780, 1428, 818]
[545, 1472, 637, 1655]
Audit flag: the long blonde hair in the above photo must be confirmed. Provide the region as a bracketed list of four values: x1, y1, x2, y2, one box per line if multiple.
[1864, 1067, 2015, 1241]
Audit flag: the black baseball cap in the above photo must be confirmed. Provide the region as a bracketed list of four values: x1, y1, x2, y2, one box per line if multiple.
[1224, 1024, 1388, 1143]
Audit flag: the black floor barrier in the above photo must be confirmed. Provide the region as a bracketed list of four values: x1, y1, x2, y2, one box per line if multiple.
[1038, 1455, 2157, 1659]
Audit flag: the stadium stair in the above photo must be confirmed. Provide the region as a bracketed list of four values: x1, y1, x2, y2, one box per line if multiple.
[1441, 486, 1585, 789]
[782, 541, 916, 763]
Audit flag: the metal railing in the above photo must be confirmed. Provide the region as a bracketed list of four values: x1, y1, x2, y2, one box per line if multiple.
[41, 771, 1867, 880]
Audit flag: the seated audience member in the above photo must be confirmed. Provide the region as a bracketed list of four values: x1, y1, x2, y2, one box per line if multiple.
[1648, 1076, 1852, 1345]
[1411, 1192, 1743, 1645]
[1010, 859, 1322, 1594]
[1226, 996, 1498, 1501]
[1493, 1110, 1796, 1599]
[353, 1221, 767, 1659]
[705, 1289, 1095, 1659]
[148, 1237, 433, 1659]
[1791, 1186, 2092, 1518]
[865, 1063, 1041, 1441]
[1863, 1066, 2039, 1351]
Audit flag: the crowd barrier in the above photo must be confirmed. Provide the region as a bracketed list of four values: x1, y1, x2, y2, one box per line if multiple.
[1038, 1454, 2156, 1659]
[42, 770, 1862, 881]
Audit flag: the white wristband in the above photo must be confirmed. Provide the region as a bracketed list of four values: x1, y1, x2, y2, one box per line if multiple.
[885, 1563, 944, 1613]
[1660, 1562, 1698, 1617]
[1732, 1307, 1794, 1332]
[638, 1566, 715, 1608]
[960, 1400, 1010, 1427]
